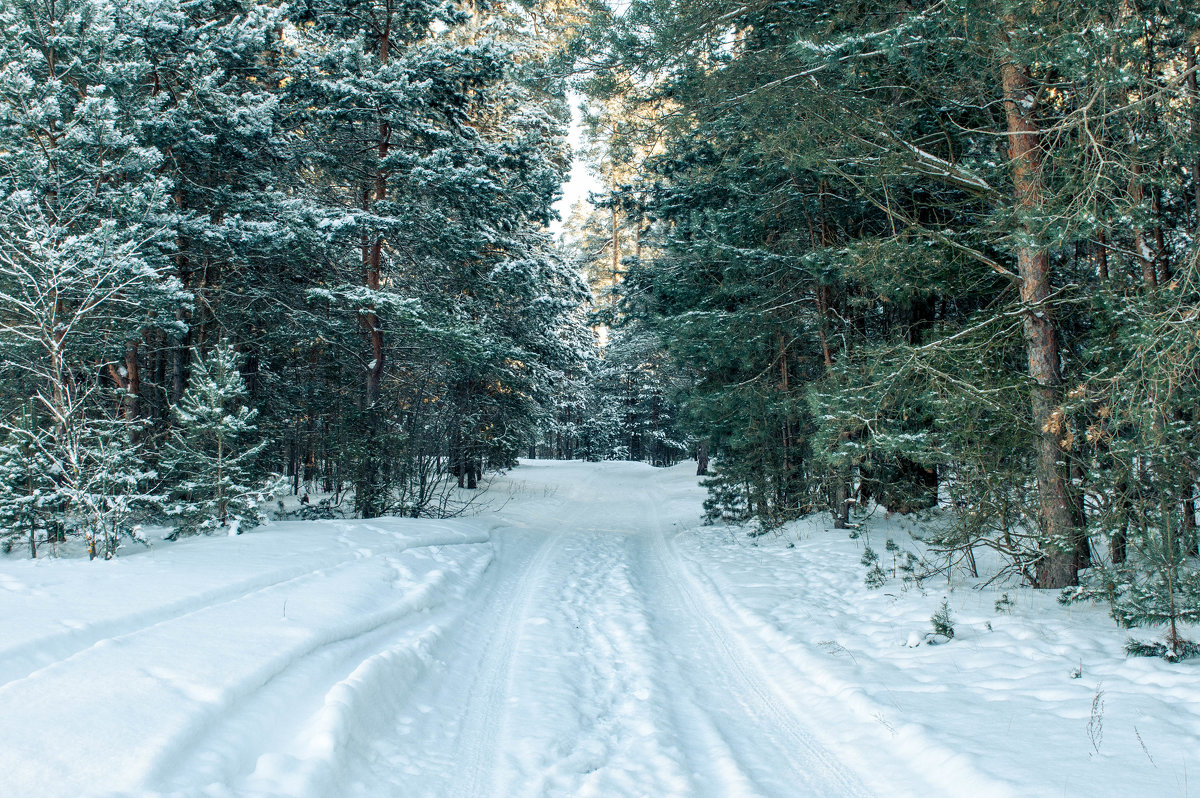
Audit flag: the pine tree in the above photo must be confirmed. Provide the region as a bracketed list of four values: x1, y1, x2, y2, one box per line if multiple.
[131, 0, 296, 416]
[0, 0, 188, 549]
[285, 0, 578, 511]
[575, 0, 1200, 592]
[162, 342, 278, 535]
[61, 417, 162, 559]
[0, 0, 185, 428]
[0, 404, 65, 558]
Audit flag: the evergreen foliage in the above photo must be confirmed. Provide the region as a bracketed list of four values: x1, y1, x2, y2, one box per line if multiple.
[63, 417, 161, 558]
[162, 343, 276, 535]
[930, 600, 956, 642]
[569, 0, 1200, 649]
[0, 407, 64, 558]
[0, 0, 589, 554]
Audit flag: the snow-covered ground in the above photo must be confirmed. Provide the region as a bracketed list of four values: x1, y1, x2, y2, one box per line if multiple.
[1, 460, 1195, 797]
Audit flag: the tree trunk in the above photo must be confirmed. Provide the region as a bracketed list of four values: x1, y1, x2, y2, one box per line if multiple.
[363, 24, 391, 408]
[363, 190, 385, 406]
[1130, 160, 1158, 290]
[172, 319, 187, 405]
[1070, 457, 1090, 570]
[815, 285, 833, 368]
[171, 189, 190, 406]
[1000, 51, 1080, 588]
[453, 426, 466, 488]
[125, 342, 140, 421]
[1183, 486, 1198, 557]
[1094, 231, 1110, 282]
[833, 478, 851, 529]
[611, 206, 621, 280]
[106, 341, 141, 426]
[1189, 43, 1200, 236]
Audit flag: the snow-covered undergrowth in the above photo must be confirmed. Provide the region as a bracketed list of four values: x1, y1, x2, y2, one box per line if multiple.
[670, 498, 1199, 796]
[0, 460, 1196, 798]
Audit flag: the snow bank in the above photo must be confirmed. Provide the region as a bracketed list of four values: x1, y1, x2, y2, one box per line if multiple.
[667, 476, 1199, 798]
[0, 518, 493, 798]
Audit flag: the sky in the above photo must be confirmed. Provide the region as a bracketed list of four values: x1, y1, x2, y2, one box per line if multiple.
[550, 92, 600, 238]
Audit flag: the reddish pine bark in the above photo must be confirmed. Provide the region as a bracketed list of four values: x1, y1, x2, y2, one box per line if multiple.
[1000, 53, 1081, 589]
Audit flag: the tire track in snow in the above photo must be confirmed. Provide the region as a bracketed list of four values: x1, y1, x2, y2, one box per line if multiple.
[144, 544, 495, 794]
[0, 535, 492, 798]
[623, 546, 774, 798]
[290, 508, 586, 796]
[0, 550, 366, 692]
[637, 493, 873, 798]
[670, 540, 995, 798]
[494, 528, 695, 798]
[447, 527, 566, 798]
[0, 524, 476, 692]
[227, 607, 463, 798]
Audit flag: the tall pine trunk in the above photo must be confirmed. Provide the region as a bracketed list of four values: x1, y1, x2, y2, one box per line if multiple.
[363, 23, 391, 408]
[352, 21, 392, 518]
[1000, 51, 1080, 589]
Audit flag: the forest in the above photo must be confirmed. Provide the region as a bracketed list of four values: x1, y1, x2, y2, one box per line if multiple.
[3, 0, 1200, 656]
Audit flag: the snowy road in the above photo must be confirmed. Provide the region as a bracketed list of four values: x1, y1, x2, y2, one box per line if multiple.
[9, 460, 1190, 798]
[429, 463, 870, 798]
[258, 461, 872, 798]
[0, 460, 873, 798]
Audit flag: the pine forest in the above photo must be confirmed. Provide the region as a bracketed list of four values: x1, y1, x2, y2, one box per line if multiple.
[5, 0, 1200, 752]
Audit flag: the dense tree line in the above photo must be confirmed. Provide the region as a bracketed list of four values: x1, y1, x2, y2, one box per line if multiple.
[577, 0, 1200, 652]
[529, 199, 692, 466]
[0, 0, 592, 556]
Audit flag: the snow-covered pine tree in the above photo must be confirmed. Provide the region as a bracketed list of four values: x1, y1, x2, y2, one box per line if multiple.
[1061, 295, 1200, 660]
[0, 0, 188, 547]
[436, 4, 589, 481]
[162, 342, 278, 536]
[0, 404, 65, 558]
[584, 322, 689, 466]
[287, 0, 506, 514]
[557, 197, 690, 467]
[535, 293, 599, 460]
[285, 0, 579, 511]
[60, 416, 162, 559]
[131, 0, 296, 414]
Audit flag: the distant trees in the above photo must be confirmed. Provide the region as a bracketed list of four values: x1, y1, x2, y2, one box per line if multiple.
[533, 196, 690, 467]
